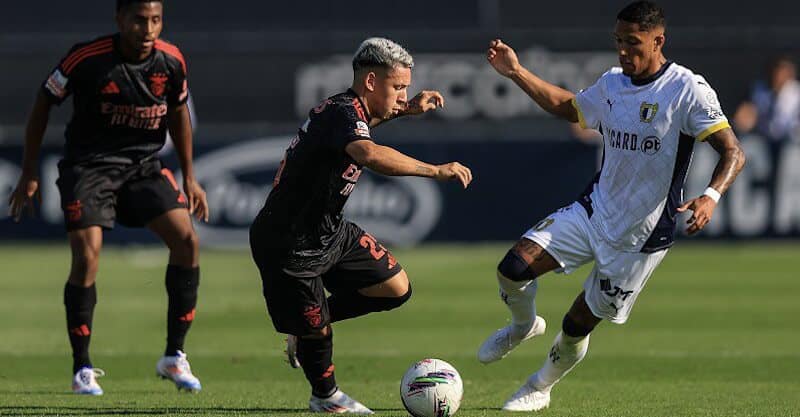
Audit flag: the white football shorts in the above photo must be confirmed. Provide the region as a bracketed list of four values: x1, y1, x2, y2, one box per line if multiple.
[522, 202, 668, 324]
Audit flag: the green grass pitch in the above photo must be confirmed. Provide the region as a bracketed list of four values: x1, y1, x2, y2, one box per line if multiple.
[0, 242, 798, 416]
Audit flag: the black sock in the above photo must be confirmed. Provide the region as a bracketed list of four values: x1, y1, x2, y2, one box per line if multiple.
[165, 265, 199, 356]
[297, 332, 337, 398]
[64, 282, 96, 374]
[328, 285, 412, 323]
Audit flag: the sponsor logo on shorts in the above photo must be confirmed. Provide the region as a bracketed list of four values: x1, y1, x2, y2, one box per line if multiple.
[303, 305, 323, 328]
[65, 200, 82, 222]
[600, 278, 634, 300]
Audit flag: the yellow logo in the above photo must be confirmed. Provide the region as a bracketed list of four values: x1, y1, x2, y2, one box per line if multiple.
[639, 102, 659, 123]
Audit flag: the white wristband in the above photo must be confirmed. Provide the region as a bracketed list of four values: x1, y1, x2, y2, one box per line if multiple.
[703, 187, 721, 203]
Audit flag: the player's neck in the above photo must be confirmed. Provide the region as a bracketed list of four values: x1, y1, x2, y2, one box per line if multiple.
[349, 85, 373, 119]
[632, 55, 669, 83]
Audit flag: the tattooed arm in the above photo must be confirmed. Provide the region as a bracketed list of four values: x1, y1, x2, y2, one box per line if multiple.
[369, 90, 445, 128]
[345, 140, 472, 188]
[677, 127, 746, 235]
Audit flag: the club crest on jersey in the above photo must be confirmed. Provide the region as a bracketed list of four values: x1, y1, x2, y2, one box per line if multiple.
[149, 73, 168, 96]
[533, 218, 554, 231]
[639, 102, 659, 123]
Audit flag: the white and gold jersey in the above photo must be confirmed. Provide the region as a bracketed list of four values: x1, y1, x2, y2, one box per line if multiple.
[572, 62, 729, 252]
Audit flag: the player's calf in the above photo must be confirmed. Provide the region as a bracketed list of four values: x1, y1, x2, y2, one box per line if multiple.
[298, 327, 338, 399]
[496, 249, 539, 334]
[165, 265, 199, 356]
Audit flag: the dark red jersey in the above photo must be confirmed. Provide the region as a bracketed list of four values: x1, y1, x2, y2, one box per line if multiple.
[42, 34, 189, 164]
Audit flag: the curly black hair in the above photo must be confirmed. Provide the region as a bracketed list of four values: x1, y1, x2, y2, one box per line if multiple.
[617, 1, 665, 30]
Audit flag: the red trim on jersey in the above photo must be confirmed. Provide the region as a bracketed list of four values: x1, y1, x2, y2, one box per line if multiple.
[351, 98, 367, 122]
[61, 39, 113, 72]
[155, 39, 187, 75]
[63, 46, 113, 75]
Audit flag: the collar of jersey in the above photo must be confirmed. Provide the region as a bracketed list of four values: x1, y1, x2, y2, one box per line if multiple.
[347, 88, 372, 120]
[629, 60, 673, 86]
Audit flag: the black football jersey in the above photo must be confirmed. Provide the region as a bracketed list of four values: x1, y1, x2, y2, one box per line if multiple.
[255, 89, 373, 255]
[42, 34, 189, 164]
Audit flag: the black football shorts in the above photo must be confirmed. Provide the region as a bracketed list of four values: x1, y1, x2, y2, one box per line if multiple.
[56, 158, 188, 231]
[250, 221, 403, 335]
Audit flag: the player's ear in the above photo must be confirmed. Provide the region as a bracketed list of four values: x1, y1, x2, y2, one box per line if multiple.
[653, 32, 665, 52]
[365, 71, 377, 92]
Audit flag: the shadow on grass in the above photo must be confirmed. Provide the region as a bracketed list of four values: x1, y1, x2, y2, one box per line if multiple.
[0, 406, 311, 416]
[0, 405, 484, 415]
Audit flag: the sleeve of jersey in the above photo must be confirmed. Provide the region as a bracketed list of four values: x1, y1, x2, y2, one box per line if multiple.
[166, 52, 189, 107]
[333, 105, 373, 150]
[41, 48, 77, 105]
[571, 78, 605, 130]
[684, 76, 731, 141]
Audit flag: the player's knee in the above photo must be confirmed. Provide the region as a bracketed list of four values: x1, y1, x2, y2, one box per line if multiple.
[562, 312, 596, 338]
[181, 230, 199, 255]
[169, 229, 199, 259]
[382, 283, 412, 311]
[497, 250, 536, 282]
[354, 283, 412, 314]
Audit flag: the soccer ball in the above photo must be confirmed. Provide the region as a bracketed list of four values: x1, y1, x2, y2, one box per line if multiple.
[400, 358, 463, 417]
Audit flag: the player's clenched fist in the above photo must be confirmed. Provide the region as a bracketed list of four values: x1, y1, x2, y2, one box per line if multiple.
[487, 39, 521, 78]
[435, 162, 473, 189]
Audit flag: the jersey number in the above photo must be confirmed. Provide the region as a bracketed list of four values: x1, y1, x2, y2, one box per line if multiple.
[359, 233, 398, 269]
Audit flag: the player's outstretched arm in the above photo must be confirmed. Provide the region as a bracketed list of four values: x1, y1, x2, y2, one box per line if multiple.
[168, 103, 209, 222]
[8, 91, 52, 222]
[369, 90, 445, 128]
[677, 127, 746, 235]
[487, 39, 578, 122]
[346, 140, 472, 188]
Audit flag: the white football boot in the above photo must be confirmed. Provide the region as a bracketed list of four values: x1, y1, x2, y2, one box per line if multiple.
[502, 379, 551, 412]
[72, 367, 105, 395]
[478, 315, 547, 364]
[156, 350, 202, 392]
[286, 335, 301, 368]
[309, 389, 374, 414]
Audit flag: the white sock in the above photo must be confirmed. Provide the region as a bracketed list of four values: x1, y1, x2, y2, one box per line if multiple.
[497, 272, 538, 335]
[529, 331, 589, 390]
